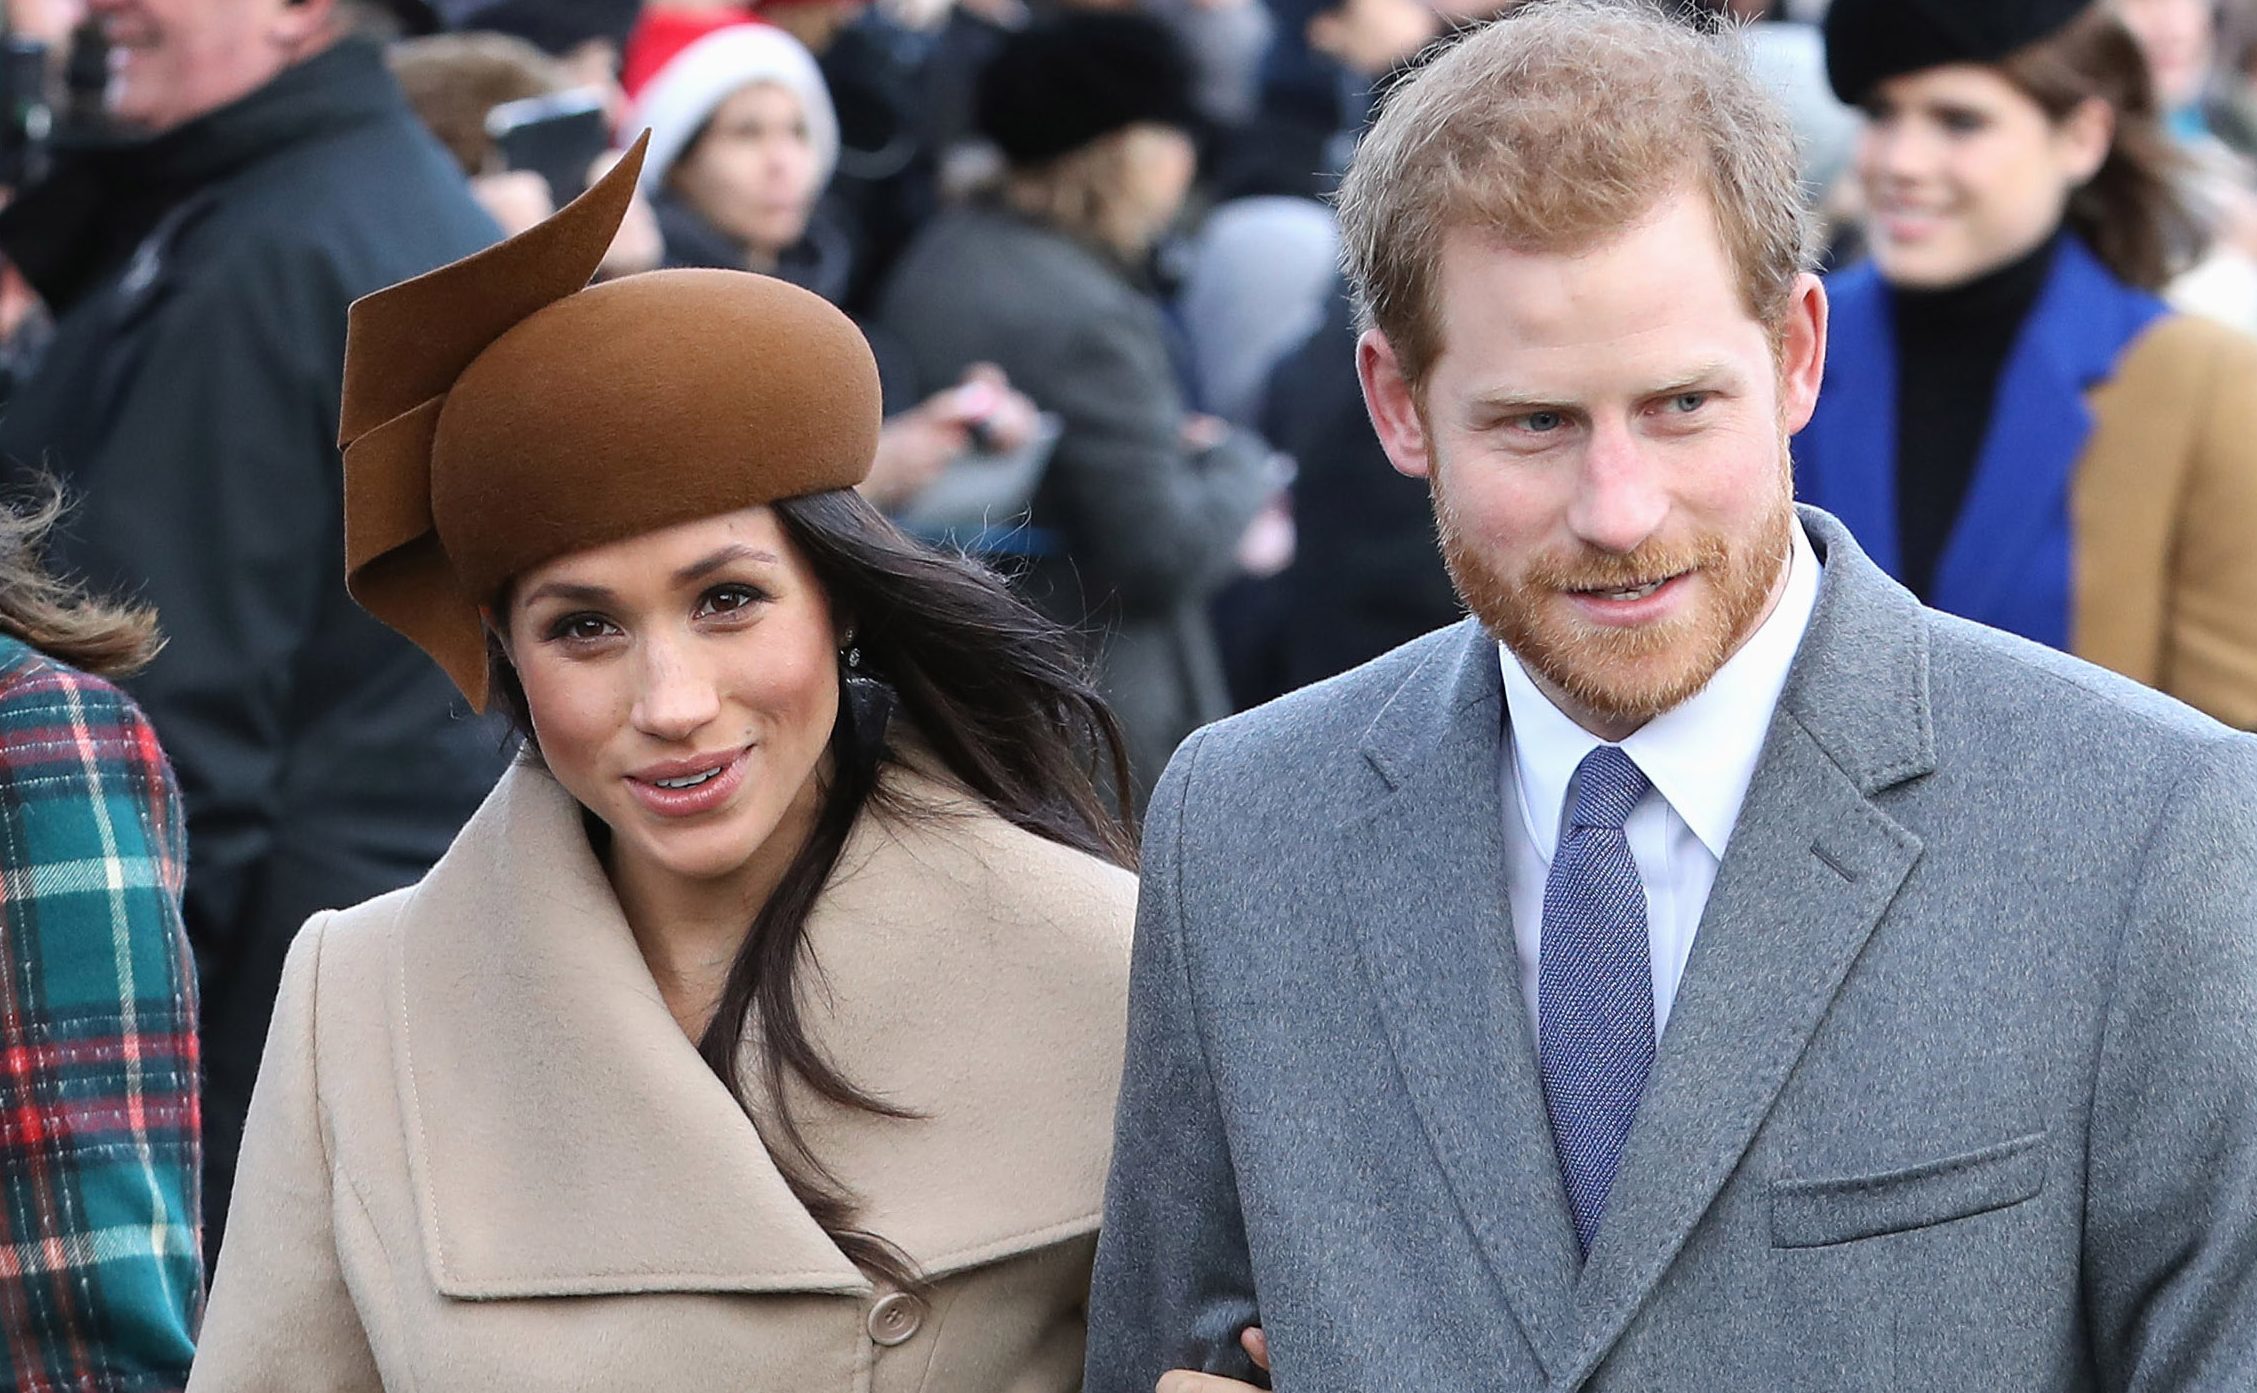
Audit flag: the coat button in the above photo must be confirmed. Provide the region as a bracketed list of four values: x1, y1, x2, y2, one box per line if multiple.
[867, 1292, 924, 1347]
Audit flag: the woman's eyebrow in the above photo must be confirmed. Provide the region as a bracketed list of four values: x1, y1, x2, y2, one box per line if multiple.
[672, 545, 780, 587]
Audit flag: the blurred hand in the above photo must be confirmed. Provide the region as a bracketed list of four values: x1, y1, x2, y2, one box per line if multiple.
[470, 170, 556, 239]
[1307, 0, 1441, 77]
[937, 364, 1041, 455]
[1180, 412, 1232, 452]
[5, 0, 83, 45]
[0, 260, 42, 343]
[1157, 1327, 1272, 1393]
[1236, 494, 1296, 578]
[863, 399, 970, 509]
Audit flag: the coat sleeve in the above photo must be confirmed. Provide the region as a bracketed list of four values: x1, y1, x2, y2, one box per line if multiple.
[1036, 310, 1278, 618]
[2082, 733, 2257, 1389]
[1084, 730, 1265, 1391]
[187, 913, 383, 1393]
[2161, 325, 2257, 730]
[0, 675, 200, 1392]
[58, 237, 345, 967]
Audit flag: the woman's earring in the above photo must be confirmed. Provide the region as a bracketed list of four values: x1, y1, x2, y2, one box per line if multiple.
[838, 634, 892, 769]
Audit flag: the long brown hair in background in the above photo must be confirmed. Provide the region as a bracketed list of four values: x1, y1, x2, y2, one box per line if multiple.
[2001, 7, 2212, 291]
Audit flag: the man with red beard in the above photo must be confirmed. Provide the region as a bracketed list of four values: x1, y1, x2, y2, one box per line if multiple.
[1085, 3, 2257, 1391]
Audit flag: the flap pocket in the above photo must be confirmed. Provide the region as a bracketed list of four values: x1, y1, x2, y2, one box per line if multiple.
[1770, 1131, 2047, 1249]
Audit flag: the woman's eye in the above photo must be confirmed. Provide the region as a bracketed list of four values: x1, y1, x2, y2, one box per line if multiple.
[548, 614, 617, 643]
[698, 583, 766, 618]
[1938, 110, 1988, 136]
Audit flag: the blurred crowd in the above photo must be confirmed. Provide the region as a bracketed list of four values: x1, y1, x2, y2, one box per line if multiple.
[5, 0, 2257, 1381]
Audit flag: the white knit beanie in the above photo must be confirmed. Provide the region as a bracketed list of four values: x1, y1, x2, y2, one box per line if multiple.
[627, 23, 840, 194]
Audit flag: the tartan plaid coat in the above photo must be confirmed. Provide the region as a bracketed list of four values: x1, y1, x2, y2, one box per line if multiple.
[0, 636, 201, 1391]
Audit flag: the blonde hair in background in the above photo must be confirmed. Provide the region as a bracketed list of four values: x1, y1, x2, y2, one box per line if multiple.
[1002, 125, 1183, 262]
[0, 482, 160, 681]
[1335, 0, 1813, 391]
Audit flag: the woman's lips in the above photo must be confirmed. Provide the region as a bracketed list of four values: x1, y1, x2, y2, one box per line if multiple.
[1875, 206, 1950, 243]
[625, 747, 751, 819]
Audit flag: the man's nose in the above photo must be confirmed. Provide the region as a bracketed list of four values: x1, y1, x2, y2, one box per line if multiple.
[1566, 421, 1669, 556]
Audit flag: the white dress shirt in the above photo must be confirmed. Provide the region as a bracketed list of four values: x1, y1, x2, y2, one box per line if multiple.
[1499, 520, 1822, 1040]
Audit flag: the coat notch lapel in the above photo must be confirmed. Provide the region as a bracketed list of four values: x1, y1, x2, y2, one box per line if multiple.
[1341, 623, 1581, 1379]
[1560, 719, 1922, 1383]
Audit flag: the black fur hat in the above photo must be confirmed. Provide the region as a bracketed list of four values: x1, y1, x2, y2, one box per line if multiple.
[1824, 0, 2095, 105]
[975, 11, 1201, 168]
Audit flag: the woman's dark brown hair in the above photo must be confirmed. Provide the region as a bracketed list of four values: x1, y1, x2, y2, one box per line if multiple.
[0, 483, 162, 680]
[488, 489, 1134, 1290]
[2001, 7, 2211, 291]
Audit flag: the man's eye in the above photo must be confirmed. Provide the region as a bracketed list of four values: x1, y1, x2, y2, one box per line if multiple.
[1520, 411, 1566, 433]
[1668, 392, 1709, 413]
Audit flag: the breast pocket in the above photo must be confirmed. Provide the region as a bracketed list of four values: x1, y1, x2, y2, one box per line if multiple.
[1769, 1131, 2048, 1249]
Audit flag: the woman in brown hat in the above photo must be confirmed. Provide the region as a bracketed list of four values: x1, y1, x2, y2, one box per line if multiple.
[187, 137, 1138, 1393]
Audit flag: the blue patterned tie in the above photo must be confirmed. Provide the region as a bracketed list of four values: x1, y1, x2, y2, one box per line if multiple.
[1538, 745, 1655, 1256]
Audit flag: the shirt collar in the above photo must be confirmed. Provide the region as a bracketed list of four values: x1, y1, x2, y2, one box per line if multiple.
[1500, 517, 1822, 861]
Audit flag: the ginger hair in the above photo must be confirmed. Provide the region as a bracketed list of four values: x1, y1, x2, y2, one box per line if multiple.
[1336, 0, 1813, 389]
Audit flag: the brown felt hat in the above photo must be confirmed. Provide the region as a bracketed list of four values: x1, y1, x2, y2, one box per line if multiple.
[338, 132, 881, 712]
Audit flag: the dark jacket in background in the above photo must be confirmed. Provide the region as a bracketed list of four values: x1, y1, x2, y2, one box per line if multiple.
[1261, 282, 1461, 691]
[0, 37, 509, 1251]
[878, 204, 1275, 802]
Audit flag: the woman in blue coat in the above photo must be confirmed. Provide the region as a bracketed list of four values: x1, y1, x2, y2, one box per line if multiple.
[1804, 0, 2257, 726]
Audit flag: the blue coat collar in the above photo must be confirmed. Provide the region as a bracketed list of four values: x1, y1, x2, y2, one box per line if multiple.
[1796, 236, 2167, 649]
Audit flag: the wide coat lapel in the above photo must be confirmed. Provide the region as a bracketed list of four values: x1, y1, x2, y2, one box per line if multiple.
[1928, 238, 2167, 650]
[392, 760, 866, 1299]
[388, 756, 1133, 1301]
[1339, 622, 1582, 1380]
[1560, 509, 1933, 1385]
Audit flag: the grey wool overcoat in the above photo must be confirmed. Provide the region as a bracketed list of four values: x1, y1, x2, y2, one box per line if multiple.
[1086, 507, 2257, 1391]
[189, 756, 1136, 1392]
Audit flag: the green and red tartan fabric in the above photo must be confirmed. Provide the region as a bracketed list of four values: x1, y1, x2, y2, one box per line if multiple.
[0, 637, 200, 1391]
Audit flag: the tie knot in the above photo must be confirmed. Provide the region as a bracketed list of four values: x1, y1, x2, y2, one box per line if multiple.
[1567, 746, 1648, 831]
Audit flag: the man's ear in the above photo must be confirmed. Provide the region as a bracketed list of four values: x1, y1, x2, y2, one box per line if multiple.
[1777, 271, 1829, 437]
[1357, 329, 1436, 481]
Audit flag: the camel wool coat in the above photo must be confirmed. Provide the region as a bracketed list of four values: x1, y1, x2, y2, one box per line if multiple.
[187, 756, 1137, 1392]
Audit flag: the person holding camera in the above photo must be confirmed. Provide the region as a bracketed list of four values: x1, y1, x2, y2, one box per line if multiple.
[0, 0, 511, 1255]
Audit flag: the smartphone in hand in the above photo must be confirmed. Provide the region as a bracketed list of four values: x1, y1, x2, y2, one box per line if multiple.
[486, 89, 611, 206]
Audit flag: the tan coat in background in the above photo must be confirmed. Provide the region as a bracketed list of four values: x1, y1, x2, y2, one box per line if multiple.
[187, 757, 1137, 1393]
[2074, 313, 2257, 729]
